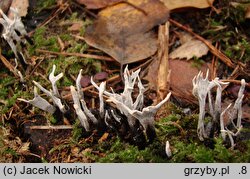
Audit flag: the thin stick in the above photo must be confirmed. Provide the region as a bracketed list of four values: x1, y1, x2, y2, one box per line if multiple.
[30, 125, 73, 130]
[169, 18, 235, 68]
[62, 59, 152, 100]
[157, 22, 170, 101]
[28, 3, 69, 36]
[0, 51, 18, 76]
[221, 79, 250, 88]
[211, 42, 219, 79]
[36, 49, 114, 62]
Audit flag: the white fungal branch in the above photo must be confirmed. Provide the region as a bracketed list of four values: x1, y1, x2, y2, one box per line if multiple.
[192, 71, 229, 141]
[165, 140, 172, 158]
[19, 65, 66, 114]
[75, 70, 98, 125]
[93, 65, 171, 139]
[99, 82, 106, 118]
[20, 64, 172, 143]
[18, 86, 56, 114]
[0, 7, 27, 62]
[33, 80, 66, 113]
[193, 71, 245, 148]
[111, 109, 121, 123]
[133, 76, 145, 110]
[220, 79, 245, 149]
[73, 103, 90, 131]
[49, 65, 63, 97]
[234, 79, 245, 128]
[108, 92, 171, 133]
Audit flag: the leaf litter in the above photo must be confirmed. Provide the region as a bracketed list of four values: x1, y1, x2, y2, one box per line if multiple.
[84, 0, 169, 64]
[0, 0, 250, 163]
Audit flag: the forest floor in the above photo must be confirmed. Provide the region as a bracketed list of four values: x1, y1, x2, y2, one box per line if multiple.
[0, 0, 250, 163]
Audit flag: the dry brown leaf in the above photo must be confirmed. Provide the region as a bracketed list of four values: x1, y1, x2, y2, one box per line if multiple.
[8, 0, 29, 17]
[84, 0, 169, 64]
[67, 22, 83, 32]
[98, 132, 109, 143]
[0, 0, 12, 16]
[144, 56, 160, 91]
[169, 59, 211, 95]
[160, 0, 214, 11]
[169, 19, 234, 68]
[169, 39, 209, 60]
[77, 0, 214, 10]
[76, 0, 122, 9]
[169, 32, 209, 60]
[145, 59, 211, 103]
[245, 5, 250, 19]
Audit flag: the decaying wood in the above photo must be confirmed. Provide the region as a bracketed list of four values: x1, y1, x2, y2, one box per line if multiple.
[157, 21, 170, 101]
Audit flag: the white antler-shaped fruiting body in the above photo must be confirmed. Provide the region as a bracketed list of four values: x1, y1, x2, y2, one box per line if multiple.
[49, 65, 63, 97]
[0, 8, 27, 62]
[192, 70, 229, 141]
[100, 65, 171, 139]
[18, 86, 56, 114]
[165, 141, 172, 158]
[193, 70, 245, 149]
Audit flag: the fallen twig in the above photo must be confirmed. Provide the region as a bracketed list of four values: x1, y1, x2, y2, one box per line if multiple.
[221, 79, 250, 88]
[157, 22, 170, 101]
[28, 2, 70, 36]
[29, 125, 73, 130]
[0, 51, 17, 76]
[169, 18, 235, 68]
[36, 49, 114, 62]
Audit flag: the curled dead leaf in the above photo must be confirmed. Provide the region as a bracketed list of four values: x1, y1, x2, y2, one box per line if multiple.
[169, 59, 211, 95]
[84, 0, 169, 64]
[0, 0, 12, 16]
[169, 39, 209, 60]
[145, 58, 211, 103]
[76, 0, 122, 9]
[160, 0, 214, 11]
[169, 31, 209, 60]
[8, 0, 29, 17]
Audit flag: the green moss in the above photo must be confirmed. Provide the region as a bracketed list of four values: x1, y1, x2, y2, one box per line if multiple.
[193, 146, 214, 162]
[97, 138, 166, 163]
[213, 138, 233, 162]
[69, 12, 79, 21]
[80, 19, 93, 36]
[3, 148, 18, 158]
[49, 116, 57, 124]
[60, 34, 71, 41]
[36, 0, 57, 13]
[156, 115, 181, 137]
[28, 26, 60, 55]
[1, 91, 24, 114]
[0, 76, 15, 100]
[49, 143, 71, 155]
[71, 120, 83, 142]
